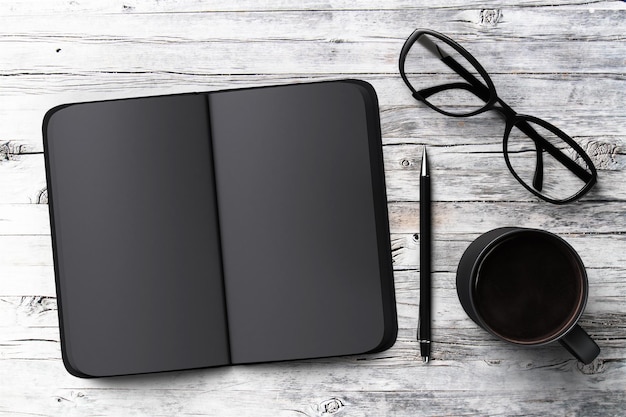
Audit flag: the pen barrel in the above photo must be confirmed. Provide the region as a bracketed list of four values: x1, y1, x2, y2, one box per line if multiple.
[419, 174, 431, 342]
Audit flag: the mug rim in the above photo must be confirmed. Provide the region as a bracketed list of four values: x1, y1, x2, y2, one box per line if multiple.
[468, 228, 588, 346]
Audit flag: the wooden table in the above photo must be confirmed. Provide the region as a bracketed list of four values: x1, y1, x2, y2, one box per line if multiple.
[1, 1, 625, 415]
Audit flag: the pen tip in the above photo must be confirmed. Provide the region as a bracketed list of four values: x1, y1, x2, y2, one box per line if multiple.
[421, 146, 429, 176]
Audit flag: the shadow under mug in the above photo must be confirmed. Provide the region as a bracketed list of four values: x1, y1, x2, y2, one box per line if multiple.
[456, 227, 600, 364]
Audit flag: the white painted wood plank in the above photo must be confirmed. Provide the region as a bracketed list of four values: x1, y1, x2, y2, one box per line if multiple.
[1, 365, 624, 417]
[0, 159, 47, 204]
[0, 357, 624, 416]
[1, 36, 622, 77]
[0, 204, 50, 235]
[2, 7, 625, 41]
[390, 233, 626, 270]
[0, 0, 624, 15]
[0, 236, 52, 267]
[0, 267, 54, 296]
[1, 0, 624, 15]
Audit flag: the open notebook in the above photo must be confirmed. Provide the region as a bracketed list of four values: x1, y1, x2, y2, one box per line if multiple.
[43, 80, 397, 377]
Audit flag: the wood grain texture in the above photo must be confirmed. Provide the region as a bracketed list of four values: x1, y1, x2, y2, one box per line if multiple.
[1, 1, 625, 416]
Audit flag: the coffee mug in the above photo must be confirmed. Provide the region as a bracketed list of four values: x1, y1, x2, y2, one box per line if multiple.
[456, 227, 600, 364]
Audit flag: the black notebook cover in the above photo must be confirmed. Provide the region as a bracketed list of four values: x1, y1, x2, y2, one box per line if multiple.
[43, 80, 397, 377]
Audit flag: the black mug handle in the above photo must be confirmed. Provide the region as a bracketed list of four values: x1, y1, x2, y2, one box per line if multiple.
[559, 324, 600, 364]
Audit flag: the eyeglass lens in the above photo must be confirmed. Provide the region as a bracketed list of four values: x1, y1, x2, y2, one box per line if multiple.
[506, 119, 595, 202]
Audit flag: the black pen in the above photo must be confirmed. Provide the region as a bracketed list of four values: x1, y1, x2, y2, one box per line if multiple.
[419, 146, 431, 363]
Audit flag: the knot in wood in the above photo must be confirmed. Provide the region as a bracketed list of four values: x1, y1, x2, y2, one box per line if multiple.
[19, 296, 56, 315]
[318, 397, 344, 415]
[400, 159, 411, 167]
[0, 142, 12, 161]
[0, 140, 26, 162]
[577, 358, 606, 375]
[35, 188, 48, 204]
[584, 139, 621, 170]
[479, 9, 503, 26]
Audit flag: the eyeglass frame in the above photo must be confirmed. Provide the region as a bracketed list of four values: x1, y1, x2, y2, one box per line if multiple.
[399, 28, 598, 205]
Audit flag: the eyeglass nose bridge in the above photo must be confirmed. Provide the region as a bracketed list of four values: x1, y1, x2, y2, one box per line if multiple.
[491, 97, 518, 121]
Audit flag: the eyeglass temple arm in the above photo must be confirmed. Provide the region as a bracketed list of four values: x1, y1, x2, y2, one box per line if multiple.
[441, 56, 492, 100]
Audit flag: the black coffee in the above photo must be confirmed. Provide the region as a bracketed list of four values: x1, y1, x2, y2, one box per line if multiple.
[474, 232, 584, 344]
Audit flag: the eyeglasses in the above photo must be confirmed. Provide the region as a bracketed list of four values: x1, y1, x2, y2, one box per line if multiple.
[399, 29, 597, 204]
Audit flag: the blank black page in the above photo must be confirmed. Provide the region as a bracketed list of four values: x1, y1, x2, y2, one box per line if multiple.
[209, 81, 390, 363]
[44, 94, 230, 377]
